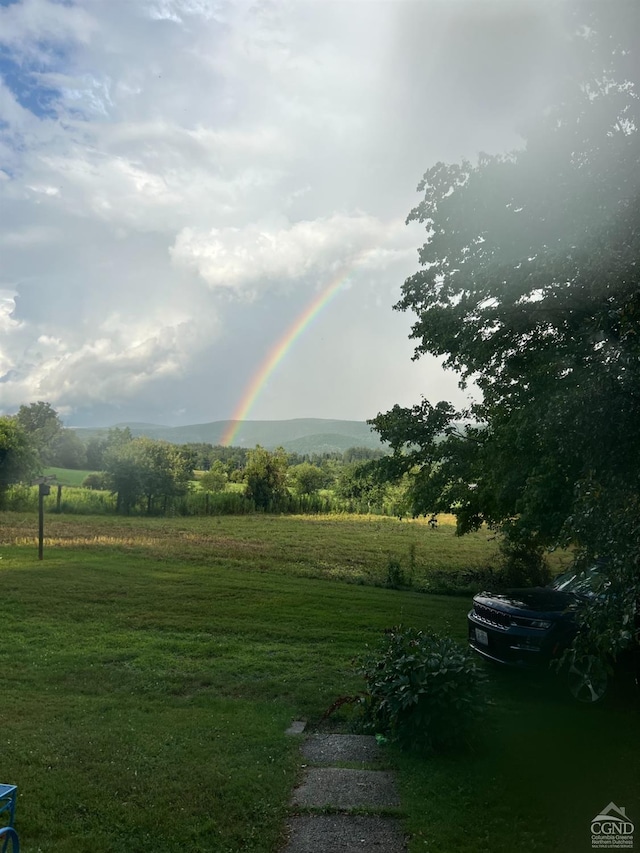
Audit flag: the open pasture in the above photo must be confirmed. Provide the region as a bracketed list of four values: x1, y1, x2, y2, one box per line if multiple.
[1, 511, 505, 589]
[42, 468, 98, 487]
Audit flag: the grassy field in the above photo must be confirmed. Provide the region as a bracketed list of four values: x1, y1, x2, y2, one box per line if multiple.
[0, 512, 636, 852]
[0, 511, 526, 588]
[42, 467, 98, 487]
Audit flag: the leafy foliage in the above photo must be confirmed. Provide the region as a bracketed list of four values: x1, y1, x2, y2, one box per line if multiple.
[370, 7, 640, 658]
[244, 446, 289, 510]
[199, 461, 228, 493]
[287, 462, 327, 496]
[49, 428, 88, 469]
[0, 416, 39, 508]
[104, 436, 194, 514]
[82, 472, 108, 490]
[15, 401, 62, 465]
[496, 540, 551, 589]
[334, 461, 387, 513]
[359, 627, 486, 754]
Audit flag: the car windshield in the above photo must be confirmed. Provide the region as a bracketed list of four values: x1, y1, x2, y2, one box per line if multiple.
[549, 565, 606, 595]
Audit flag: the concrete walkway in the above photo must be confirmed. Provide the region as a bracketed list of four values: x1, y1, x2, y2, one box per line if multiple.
[281, 727, 408, 852]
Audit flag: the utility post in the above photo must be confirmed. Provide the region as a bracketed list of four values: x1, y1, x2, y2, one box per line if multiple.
[32, 477, 56, 560]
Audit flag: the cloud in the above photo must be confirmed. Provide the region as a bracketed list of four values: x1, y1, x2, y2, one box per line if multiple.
[170, 214, 407, 292]
[0, 299, 221, 412]
[0, 0, 582, 425]
[0, 0, 96, 55]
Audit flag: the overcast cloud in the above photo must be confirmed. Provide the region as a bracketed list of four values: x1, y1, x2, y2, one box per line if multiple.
[0, 0, 574, 427]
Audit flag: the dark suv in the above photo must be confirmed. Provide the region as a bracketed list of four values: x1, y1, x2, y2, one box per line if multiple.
[468, 566, 612, 702]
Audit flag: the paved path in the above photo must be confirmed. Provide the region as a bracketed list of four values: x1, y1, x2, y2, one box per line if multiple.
[281, 727, 407, 852]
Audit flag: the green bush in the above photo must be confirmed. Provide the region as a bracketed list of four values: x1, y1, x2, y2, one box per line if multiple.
[2, 484, 38, 513]
[385, 557, 412, 589]
[494, 540, 551, 588]
[55, 487, 117, 514]
[358, 626, 487, 753]
[384, 544, 416, 589]
[172, 490, 255, 516]
[82, 472, 107, 490]
[420, 566, 503, 596]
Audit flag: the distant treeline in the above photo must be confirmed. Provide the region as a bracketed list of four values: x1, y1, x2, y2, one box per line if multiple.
[2, 402, 406, 518]
[83, 436, 386, 474]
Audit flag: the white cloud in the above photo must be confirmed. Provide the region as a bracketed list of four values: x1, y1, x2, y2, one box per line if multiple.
[0, 225, 61, 246]
[146, 0, 226, 24]
[0, 0, 96, 54]
[170, 214, 408, 291]
[0, 303, 221, 411]
[0, 0, 575, 424]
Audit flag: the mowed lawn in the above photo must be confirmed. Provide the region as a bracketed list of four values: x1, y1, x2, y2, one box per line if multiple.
[0, 512, 637, 852]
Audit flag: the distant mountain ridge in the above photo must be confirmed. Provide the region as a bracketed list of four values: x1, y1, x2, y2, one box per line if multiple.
[74, 418, 386, 454]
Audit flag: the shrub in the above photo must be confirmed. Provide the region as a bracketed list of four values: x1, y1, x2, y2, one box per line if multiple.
[55, 487, 117, 514]
[172, 490, 255, 516]
[385, 556, 412, 590]
[3, 484, 38, 513]
[385, 544, 416, 589]
[420, 566, 503, 596]
[358, 626, 487, 753]
[82, 473, 107, 490]
[498, 540, 551, 588]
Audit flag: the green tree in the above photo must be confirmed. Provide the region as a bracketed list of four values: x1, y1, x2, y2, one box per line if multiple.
[287, 462, 326, 496]
[244, 446, 288, 510]
[0, 417, 39, 508]
[342, 447, 385, 464]
[85, 436, 109, 470]
[93, 427, 133, 470]
[82, 472, 107, 490]
[335, 462, 386, 513]
[104, 437, 193, 514]
[15, 401, 63, 465]
[371, 6, 640, 654]
[106, 427, 133, 449]
[103, 441, 144, 514]
[182, 443, 215, 471]
[199, 461, 228, 493]
[49, 429, 88, 470]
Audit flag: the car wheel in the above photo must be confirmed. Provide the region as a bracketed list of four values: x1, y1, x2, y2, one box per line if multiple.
[567, 655, 609, 703]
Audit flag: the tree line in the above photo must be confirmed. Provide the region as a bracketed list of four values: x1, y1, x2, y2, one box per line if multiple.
[0, 401, 393, 515]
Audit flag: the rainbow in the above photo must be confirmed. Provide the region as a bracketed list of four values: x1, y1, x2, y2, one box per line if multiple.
[220, 266, 352, 446]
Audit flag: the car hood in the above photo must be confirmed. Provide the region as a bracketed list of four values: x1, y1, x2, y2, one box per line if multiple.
[474, 587, 581, 614]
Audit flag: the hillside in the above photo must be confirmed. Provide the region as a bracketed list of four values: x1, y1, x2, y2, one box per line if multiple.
[74, 418, 386, 454]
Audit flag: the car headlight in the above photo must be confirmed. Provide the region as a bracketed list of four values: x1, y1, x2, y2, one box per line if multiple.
[529, 619, 552, 629]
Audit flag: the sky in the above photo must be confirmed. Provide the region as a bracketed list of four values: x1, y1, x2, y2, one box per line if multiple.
[0, 0, 575, 428]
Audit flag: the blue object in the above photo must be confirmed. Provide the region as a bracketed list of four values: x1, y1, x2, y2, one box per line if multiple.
[0, 787, 16, 828]
[0, 827, 19, 852]
[0, 785, 18, 853]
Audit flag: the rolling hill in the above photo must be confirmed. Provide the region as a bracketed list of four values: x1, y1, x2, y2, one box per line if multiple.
[74, 418, 386, 454]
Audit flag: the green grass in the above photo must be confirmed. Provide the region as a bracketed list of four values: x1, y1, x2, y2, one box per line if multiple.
[2, 511, 509, 587]
[3, 510, 573, 585]
[43, 467, 102, 487]
[394, 664, 639, 852]
[0, 512, 636, 852]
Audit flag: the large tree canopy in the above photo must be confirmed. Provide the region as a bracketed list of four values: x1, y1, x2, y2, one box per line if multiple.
[103, 436, 193, 514]
[244, 446, 289, 510]
[15, 401, 63, 465]
[0, 416, 39, 508]
[371, 6, 640, 657]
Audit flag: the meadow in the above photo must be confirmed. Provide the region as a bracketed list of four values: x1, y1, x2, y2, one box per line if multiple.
[0, 511, 636, 852]
[41, 468, 98, 487]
